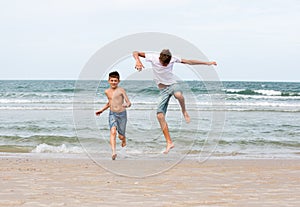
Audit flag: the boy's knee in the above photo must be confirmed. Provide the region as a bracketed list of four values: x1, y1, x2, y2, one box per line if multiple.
[110, 127, 117, 136]
[157, 112, 165, 120]
[174, 92, 183, 99]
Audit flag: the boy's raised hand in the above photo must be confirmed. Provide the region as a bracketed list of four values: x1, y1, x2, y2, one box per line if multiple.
[135, 61, 144, 71]
[210, 61, 217, 66]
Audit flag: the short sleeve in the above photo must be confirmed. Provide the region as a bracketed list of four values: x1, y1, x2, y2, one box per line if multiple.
[145, 53, 155, 62]
[172, 56, 181, 63]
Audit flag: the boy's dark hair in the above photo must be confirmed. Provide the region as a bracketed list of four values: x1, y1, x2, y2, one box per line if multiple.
[109, 71, 120, 80]
[159, 49, 172, 65]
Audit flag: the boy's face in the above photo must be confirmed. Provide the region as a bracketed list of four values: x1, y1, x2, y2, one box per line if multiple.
[108, 77, 120, 89]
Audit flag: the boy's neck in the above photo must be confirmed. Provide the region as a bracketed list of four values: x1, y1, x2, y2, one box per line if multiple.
[160, 60, 169, 67]
[110, 86, 118, 90]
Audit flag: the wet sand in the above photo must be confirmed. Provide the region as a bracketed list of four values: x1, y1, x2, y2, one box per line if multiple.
[0, 155, 299, 207]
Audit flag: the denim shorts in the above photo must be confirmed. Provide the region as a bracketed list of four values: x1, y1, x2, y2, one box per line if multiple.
[109, 110, 127, 136]
[157, 84, 182, 115]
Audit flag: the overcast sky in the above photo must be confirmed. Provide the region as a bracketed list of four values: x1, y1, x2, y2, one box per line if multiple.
[0, 0, 299, 81]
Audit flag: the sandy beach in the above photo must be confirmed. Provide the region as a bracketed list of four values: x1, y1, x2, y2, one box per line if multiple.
[0, 155, 299, 207]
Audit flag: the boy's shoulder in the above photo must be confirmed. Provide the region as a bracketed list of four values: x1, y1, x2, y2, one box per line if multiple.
[116, 87, 126, 93]
[104, 88, 112, 94]
[105, 87, 125, 94]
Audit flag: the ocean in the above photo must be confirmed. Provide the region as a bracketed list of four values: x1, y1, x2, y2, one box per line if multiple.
[0, 80, 299, 160]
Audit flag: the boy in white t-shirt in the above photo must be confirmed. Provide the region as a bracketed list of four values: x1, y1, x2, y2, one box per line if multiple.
[133, 49, 217, 154]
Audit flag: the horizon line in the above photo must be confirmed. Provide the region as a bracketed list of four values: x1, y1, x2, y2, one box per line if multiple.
[0, 79, 299, 83]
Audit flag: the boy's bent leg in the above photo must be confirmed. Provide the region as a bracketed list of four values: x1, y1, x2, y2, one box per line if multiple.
[116, 111, 127, 148]
[118, 134, 126, 147]
[110, 127, 117, 160]
[174, 92, 190, 123]
[157, 112, 174, 154]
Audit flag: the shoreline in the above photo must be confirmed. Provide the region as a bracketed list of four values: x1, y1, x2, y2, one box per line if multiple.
[1, 151, 299, 159]
[1, 155, 299, 206]
[1, 151, 300, 164]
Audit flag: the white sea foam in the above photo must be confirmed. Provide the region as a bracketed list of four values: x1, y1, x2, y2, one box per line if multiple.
[224, 89, 244, 93]
[224, 101, 300, 107]
[254, 89, 282, 96]
[0, 99, 72, 104]
[31, 143, 84, 154]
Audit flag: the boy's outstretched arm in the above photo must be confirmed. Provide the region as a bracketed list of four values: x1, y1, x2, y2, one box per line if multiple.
[133, 51, 145, 71]
[95, 102, 110, 116]
[122, 89, 131, 108]
[181, 59, 217, 66]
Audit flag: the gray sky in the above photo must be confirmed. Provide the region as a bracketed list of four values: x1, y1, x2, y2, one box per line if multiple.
[0, 0, 299, 81]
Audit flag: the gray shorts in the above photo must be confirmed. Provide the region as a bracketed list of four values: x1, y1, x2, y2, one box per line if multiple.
[109, 110, 127, 136]
[157, 84, 182, 115]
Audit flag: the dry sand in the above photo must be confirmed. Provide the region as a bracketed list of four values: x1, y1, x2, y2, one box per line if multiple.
[1, 155, 299, 207]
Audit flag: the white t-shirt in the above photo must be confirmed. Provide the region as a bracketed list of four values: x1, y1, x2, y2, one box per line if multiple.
[145, 53, 181, 85]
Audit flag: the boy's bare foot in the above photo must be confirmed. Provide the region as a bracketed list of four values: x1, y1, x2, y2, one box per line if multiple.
[120, 137, 126, 147]
[183, 111, 190, 123]
[112, 154, 117, 160]
[122, 139, 126, 147]
[163, 143, 174, 154]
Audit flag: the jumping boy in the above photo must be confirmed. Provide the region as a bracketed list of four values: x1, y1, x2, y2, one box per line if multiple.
[95, 71, 131, 160]
[133, 49, 217, 154]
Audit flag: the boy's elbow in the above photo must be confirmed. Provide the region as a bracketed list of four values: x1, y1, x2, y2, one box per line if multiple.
[181, 59, 190, 65]
[133, 51, 145, 58]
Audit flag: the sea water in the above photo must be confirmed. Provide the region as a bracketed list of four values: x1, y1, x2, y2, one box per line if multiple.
[0, 80, 299, 159]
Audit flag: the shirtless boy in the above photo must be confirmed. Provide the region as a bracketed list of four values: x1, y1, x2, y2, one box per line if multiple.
[95, 71, 131, 160]
[133, 49, 217, 154]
